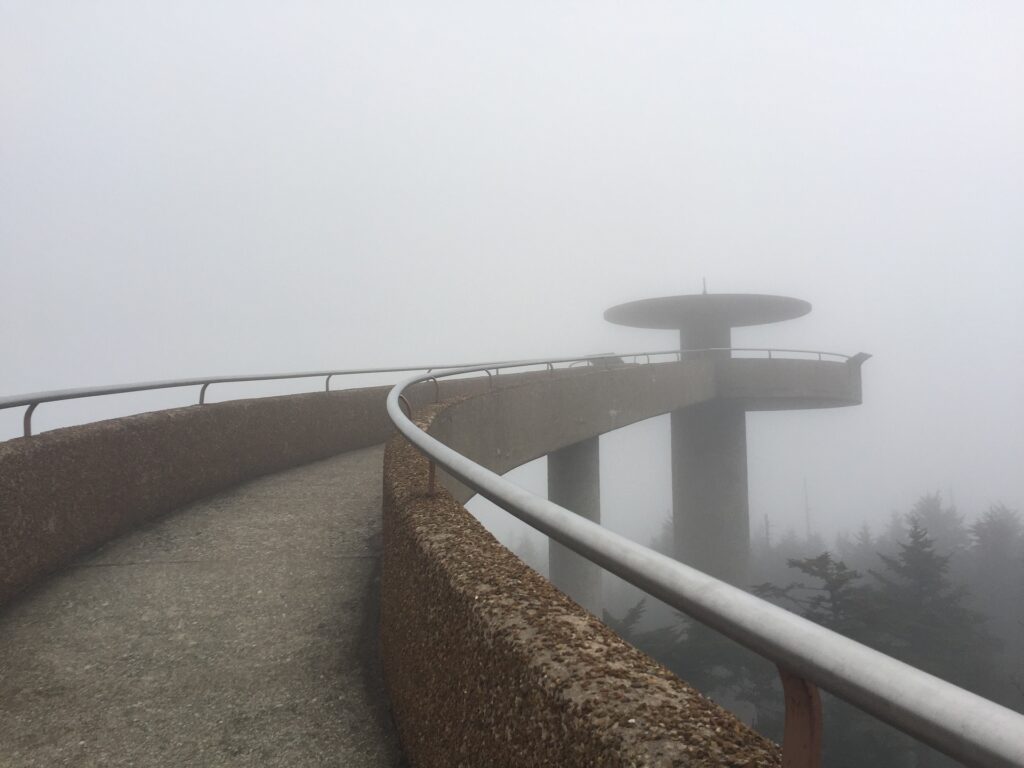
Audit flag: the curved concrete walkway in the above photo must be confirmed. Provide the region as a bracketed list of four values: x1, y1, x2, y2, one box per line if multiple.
[0, 445, 404, 767]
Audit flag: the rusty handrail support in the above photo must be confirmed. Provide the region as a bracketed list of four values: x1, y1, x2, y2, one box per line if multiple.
[778, 666, 823, 768]
[23, 402, 38, 437]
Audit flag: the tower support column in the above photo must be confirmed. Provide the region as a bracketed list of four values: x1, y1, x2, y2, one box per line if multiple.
[679, 324, 730, 357]
[671, 403, 750, 586]
[548, 437, 602, 614]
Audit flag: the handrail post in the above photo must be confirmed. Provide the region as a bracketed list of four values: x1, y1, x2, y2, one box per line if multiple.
[778, 665, 823, 768]
[325, 374, 333, 392]
[23, 403, 38, 437]
[199, 383, 211, 405]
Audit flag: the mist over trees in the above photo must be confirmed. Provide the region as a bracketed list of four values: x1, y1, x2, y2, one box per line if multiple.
[598, 493, 1024, 767]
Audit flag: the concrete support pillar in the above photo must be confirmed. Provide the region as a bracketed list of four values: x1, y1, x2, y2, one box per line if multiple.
[679, 325, 731, 358]
[671, 404, 750, 586]
[548, 437, 602, 614]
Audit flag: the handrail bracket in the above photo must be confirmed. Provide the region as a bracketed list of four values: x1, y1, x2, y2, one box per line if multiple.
[23, 403, 38, 437]
[778, 665, 823, 768]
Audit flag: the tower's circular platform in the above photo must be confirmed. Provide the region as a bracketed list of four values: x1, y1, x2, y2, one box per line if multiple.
[604, 294, 811, 330]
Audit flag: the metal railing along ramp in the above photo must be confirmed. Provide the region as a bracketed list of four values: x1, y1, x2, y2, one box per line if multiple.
[0, 360, 510, 438]
[0, 347, 850, 438]
[4, 349, 1023, 767]
[386, 353, 1024, 768]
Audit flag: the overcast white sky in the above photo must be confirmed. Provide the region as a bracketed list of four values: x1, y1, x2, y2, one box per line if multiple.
[2, 2, 1022, 540]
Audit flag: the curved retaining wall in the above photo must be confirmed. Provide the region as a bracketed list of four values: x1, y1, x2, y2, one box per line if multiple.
[428, 362, 716, 503]
[0, 367, 587, 608]
[1, 356, 860, 610]
[380, 396, 782, 767]
[1, 373, 511, 609]
[0, 386, 399, 606]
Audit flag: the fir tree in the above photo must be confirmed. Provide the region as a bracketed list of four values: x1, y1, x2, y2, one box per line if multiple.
[869, 517, 997, 694]
[968, 504, 1024, 709]
[909, 493, 969, 556]
[603, 597, 647, 641]
[753, 552, 906, 764]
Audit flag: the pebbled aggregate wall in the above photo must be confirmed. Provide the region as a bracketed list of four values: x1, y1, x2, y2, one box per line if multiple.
[0, 387, 390, 606]
[381, 398, 781, 768]
[0, 377, 491, 608]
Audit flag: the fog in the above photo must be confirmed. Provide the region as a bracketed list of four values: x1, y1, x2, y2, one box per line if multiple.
[3, 3, 1022, 541]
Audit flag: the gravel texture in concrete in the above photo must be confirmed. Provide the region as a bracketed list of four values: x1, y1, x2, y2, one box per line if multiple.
[381, 404, 781, 768]
[0, 445, 403, 768]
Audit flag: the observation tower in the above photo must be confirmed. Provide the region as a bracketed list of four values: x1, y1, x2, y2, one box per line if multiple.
[605, 293, 811, 355]
[597, 292, 867, 587]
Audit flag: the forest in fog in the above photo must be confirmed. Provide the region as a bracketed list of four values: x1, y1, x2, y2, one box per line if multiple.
[514, 493, 1024, 766]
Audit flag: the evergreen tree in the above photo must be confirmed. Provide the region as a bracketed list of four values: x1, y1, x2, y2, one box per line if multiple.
[845, 523, 878, 573]
[968, 504, 1024, 710]
[880, 511, 906, 551]
[603, 597, 647, 641]
[754, 552, 868, 638]
[752, 553, 908, 765]
[909, 493, 969, 556]
[970, 503, 1023, 564]
[870, 518, 997, 695]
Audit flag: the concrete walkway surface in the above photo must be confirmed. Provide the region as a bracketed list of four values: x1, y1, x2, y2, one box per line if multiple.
[0, 445, 404, 767]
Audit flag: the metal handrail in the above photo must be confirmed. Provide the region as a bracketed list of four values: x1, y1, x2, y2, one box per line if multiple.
[386, 357, 1024, 768]
[0, 360, 515, 438]
[0, 357, 614, 437]
[0, 348, 852, 438]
